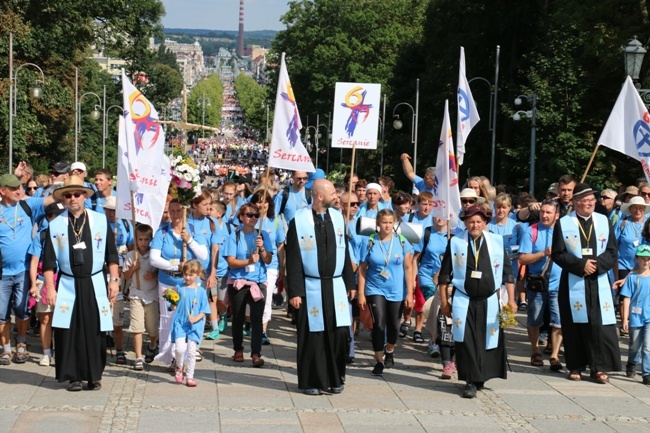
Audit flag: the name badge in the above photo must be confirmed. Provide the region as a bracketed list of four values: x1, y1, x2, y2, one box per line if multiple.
[246, 264, 256, 272]
[169, 258, 180, 267]
[73, 242, 87, 250]
[581, 248, 593, 256]
[380, 268, 391, 280]
[471, 270, 482, 279]
[632, 306, 643, 315]
[634, 240, 640, 247]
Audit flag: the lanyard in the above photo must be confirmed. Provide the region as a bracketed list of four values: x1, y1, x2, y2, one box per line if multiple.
[470, 236, 483, 270]
[377, 234, 395, 268]
[185, 286, 198, 317]
[577, 219, 593, 245]
[241, 231, 255, 258]
[0, 204, 19, 232]
[71, 212, 87, 244]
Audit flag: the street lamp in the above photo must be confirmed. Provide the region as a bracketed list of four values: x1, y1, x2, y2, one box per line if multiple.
[8, 32, 46, 171]
[304, 114, 328, 169]
[77, 91, 102, 161]
[104, 105, 123, 168]
[513, 94, 537, 194]
[197, 92, 211, 139]
[392, 79, 420, 173]
[623, 36, 650, 106]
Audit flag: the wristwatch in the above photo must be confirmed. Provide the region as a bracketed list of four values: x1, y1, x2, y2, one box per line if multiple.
[110, 277, 120, 283]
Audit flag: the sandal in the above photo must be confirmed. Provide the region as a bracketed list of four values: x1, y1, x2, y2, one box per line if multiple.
[186, 378, 197, 387]
[530, 353, 544, 367]
[413, 331, 425, 343]
[87, 381, 102, 391]
[67, 380, 83, 392]
[518, 302, 528, 312]
[0, 352, 11, 366]
[399, 323, 410, 338]
[232, 350, 244, 363]
[549, 357, 563, 372]
[14, 343, 29, 364]
[590, 371, 609, 384]
[568, 370, 582, 381]
[543, 344, 553, 354]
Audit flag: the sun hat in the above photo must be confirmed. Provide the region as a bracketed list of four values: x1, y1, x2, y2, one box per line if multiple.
[460, 204, 491, 221]
[617, 185, 639, 202]
[621, 196, 650, 216]
[103, 195, 117, 210]
[52, 175, 95, 201]
[459, 188, 486, 204]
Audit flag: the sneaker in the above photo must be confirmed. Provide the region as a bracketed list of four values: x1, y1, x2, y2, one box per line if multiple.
[116, 351, 127, 365]
[518, 302, 528, 312]
[272, 293, 284, 307]
[205, 328, 221, 340]
[218, 315, 228, 332]
[372, 361, 384, 376]
[243, 321, 251, 336]
[186, 378, 197, 387]
[261, 332, 270, 345]
[39, 355, 51, 367]
[428, 342, 441, 358]
[441, 364, 454, 379]
[398, 323, 409, 338]
[626, 363, 636, 378]
[144, 345, 159, 364]
[449, 360, 457, 373]
[134, 358, 144, 371]
[195, 350, 203, 362]
[462, 383, 477, 398]
[251, 354, 265, 368]
[413, 331, 425, 343]
[384, 350, 395, 369]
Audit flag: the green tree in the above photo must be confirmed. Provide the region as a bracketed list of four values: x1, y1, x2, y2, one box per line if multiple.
[187, 74, 223, 135]
[234, 72, 270, 136]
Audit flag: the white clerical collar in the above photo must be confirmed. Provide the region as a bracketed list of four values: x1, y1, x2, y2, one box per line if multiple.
[576, 212, 591, 221]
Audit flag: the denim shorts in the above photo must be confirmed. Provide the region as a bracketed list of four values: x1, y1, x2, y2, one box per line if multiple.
[525, 289, 561, 328]
[0, 272, 29, 322]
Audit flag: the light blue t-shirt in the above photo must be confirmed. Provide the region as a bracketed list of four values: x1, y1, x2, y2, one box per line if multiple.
[415, 229, 448, 287]
[150, 223, 203, 287]
[109, 218, 134, 267]
[620, 273, 650, 327]
[0, 198, 46, 276]
[187, 215, 217, 271]
[615, 218, 647, 271]
[92, 190, 116, 214]
[407, 211, 433, 229]
[215, 220, 231, 278]
[519, 223, 561, 291]
[413, 175, 434, 195]
[224, 229, 274, 283]
[281, 188, 309, 224]
[170, 285, 212, 344]
[255, 216, 286, 270]
[360, 234, 413, 301]
[356, 202, 390, 220]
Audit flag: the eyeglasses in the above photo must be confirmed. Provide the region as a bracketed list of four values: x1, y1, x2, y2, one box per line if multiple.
[294, 177, 308, 181]
[600, 196, 613, 200]
[461, 199, 476, 205]
[344, 202, 359, 207]
[63, 192, 84, 199]
[245, 212, 260, 218]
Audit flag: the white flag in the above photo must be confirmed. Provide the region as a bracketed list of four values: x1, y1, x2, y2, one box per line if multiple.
[116, 115, 170, 233]
[121, 70, 165, 192]
[598, 76, 650, 181]
[457, 47, 480, 166]
[433, 100, 461, 229]
[268, 53, 315, 173]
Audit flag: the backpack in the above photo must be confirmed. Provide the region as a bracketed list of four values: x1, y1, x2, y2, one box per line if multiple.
[279, 186, 312, 216]
[365, 232, 407, 262]
[418, 227, 433, 264]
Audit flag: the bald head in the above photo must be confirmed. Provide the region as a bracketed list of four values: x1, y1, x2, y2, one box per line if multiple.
[312, 179, 337, 211]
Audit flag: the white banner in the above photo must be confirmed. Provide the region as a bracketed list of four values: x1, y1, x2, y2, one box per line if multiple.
[116, 116, 170, 233]
[432, 100, 461, 229]
[456, 46, 480, 166]
[331, 82, 381, 149]
[268, 53, 315, 173]
[598, 76, 650, 181]
[121, 70, 165, 193]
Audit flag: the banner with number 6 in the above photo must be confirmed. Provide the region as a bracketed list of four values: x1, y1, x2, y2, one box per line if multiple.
[331, 82, 381, 149]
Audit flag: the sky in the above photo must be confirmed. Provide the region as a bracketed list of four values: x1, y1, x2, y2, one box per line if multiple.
[160, 0, 290, 31]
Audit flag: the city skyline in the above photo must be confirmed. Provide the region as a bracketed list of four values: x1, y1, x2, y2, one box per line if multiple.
[161, 0, 289, 31]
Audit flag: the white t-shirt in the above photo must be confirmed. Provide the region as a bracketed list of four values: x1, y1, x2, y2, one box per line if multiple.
[123, 250, 158, 303]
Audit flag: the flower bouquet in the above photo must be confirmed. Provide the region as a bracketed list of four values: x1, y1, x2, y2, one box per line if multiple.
[498, 305, 517, 328]
[162, 287, 180, 306]
[169, 150, 202, 206]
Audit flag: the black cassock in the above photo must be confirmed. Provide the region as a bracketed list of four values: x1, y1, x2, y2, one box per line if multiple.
[439, 235, 514, 383]
[551, 214, 621, 373]
[286, 210, 355, 391]
[43, 211, 118, 383]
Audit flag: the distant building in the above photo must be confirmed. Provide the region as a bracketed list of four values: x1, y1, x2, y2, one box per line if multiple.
[152, 39, 207, 86]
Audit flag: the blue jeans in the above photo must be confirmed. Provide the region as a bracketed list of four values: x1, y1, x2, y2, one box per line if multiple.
[628, 323, 650, 376]
[0, 272, 29, 323]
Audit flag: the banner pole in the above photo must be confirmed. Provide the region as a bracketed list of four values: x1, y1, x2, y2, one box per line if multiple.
[130, 190, 141, 289]
[346, 144, 357, 223]
[256, 165, 272, 243]
[580, 144, 600, 183]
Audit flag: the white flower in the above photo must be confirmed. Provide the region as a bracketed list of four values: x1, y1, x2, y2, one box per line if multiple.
[183, 172, 193, 182]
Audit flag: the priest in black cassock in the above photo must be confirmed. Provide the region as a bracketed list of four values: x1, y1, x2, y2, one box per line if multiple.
[551, 183, 620, 383]
[43, 176, 119, 392]
[286, 178, 355, 395]
[438, 205, 517, 399]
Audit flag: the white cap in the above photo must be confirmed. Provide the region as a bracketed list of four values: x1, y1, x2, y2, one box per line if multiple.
[70, 162, 87, 172]
[103, 196, 117, 210]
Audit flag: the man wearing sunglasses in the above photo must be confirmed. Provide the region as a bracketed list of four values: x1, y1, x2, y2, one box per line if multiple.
[278, 171, 312, 224]
[551, 183, 620, 384]
[0, 170, 58, 366]
[42, 175, 120, 391]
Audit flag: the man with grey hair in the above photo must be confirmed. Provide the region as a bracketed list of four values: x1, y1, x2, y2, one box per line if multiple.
[400, 153, 435, 194]
[286, 179, 356, 395]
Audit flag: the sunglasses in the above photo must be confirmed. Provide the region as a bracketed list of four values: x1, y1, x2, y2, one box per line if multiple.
[26, 187, 37, 191]
[461, 199, 476, 205]
[63, 192, 84, 199]
[344, 202, 359, 207]
[245, 212, 260, 218]
[641, 192, 650, 197]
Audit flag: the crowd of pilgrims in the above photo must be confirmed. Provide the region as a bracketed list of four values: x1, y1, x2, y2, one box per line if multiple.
[5, 153, 650, 397]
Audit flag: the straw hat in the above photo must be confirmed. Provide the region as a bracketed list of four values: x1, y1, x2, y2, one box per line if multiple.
[459, 188, 486, 204]
[621, 196, 650, 216]
[52, 175, 95, 201]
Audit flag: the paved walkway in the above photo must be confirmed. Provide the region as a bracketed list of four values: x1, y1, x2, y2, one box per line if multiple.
[2, 309, 650, 433]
